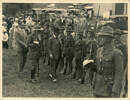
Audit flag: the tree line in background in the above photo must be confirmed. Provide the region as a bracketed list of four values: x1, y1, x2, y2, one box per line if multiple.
[2, 3, 73, 17]
[2, 3, 33, 17]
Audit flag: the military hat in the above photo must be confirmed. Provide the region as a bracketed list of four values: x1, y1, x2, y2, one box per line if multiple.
[59, 26, 65, 30]
[77, 33, 83, 37]
[78, 30, 84, 33]
[32, 25, 42, 31]
[113, 29, 122, 35]
[96, 26, 114, 37]
[44, 23, 49, 26]
[66, 26, 73, 32]
[34, 25, 41, 29]
[49, 23, 54, 27]
[88, 27, 95, 32]
[51, 25, 59, 33]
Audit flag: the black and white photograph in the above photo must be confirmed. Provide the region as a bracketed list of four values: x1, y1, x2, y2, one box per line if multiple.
[2, 2, 128, 98]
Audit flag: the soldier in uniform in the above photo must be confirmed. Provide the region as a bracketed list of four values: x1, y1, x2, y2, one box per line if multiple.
[58, 26, 66, 73]
[42, 23, 50, 64]
[82, 28, 98, 84]
[48, 26, 61, 82]
[15, 22, 28, 76]
[74, 33, 86, 81]
[113, 29, 128, 69]
[93, 26, 124, 97]
[63, 26, 75, 75]
[27, 26, 41, 83]
[113, 29, 128, 97]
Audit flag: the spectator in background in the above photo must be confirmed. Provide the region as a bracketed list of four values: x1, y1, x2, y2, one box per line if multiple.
[2, 21, 9, 49]
[9, 18, 19, 49]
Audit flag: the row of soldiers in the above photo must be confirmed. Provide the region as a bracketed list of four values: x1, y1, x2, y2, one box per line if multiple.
[11, 14, 127, 98]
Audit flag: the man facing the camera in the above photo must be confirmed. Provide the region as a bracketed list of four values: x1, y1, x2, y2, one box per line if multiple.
[48, 26, 61, 82]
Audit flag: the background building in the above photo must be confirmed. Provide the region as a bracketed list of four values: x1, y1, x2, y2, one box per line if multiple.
[93, 3, 128, 18]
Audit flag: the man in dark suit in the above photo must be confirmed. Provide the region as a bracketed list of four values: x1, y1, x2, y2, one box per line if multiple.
[48, 26, 61, 82]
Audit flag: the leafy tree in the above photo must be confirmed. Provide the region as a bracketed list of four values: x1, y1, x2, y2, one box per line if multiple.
[2, 3, 32, 17]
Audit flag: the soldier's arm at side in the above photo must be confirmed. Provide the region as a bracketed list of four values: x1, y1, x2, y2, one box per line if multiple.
[112, 49, 124, 95]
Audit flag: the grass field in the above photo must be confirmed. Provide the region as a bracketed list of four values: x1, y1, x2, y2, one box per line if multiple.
[2, 48, 93, 97]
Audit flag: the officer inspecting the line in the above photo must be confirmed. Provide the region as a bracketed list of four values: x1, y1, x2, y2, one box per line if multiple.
[93, 26, 124, 97]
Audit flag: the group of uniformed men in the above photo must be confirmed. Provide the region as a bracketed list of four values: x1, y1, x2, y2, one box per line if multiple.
[3, 12, 128, 98]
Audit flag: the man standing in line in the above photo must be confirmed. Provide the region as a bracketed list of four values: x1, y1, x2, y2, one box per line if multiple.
[113, 29, 128, 97]
[48, 26, 61, 82]
[27, 26, 41, 83]
[63, 26, 75, 75]
[74, 33, 86, 81]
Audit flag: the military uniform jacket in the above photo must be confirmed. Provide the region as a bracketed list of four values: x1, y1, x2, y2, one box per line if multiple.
[86, 39, 98, 60]
[63, 35, 75, 56]
[93, 47, 124, 96]
[114, 40, 128, 69]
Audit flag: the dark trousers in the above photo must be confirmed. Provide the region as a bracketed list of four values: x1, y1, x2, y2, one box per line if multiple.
[49, 58, 60, 78]
[58, 54, 65, 72]
[75, 58, 83, 79]
[64, 55, 73, 74]
[17, 50, 27, 72]
[30, 58, 39, 79]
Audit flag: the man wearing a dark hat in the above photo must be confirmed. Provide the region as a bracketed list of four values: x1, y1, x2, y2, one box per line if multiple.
[63, 26, 75, 75]
[48, 26, 61, 82]
[27, 26, 41, 83]
[15, 22, 28, 76]
[93, 26, 124, 97]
